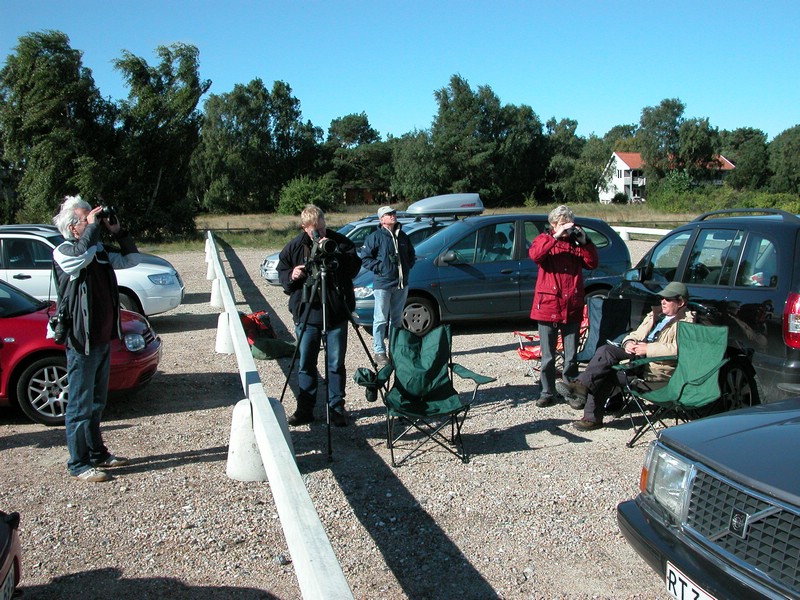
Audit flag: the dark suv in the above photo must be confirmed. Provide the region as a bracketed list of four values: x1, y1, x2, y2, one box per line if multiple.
[610, 208, 800, 406]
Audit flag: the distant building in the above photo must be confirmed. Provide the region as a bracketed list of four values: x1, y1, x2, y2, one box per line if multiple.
[598, 151, 735, 204]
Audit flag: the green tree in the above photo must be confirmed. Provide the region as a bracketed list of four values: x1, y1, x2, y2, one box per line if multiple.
[325, 113, 391, 202]
[191, 79, 322, 214]
[277, 175, 337, 214]
[390, 130, 442, 201]
[637, 98, 685, 180]
[768, 125, 800, 195]
[720, 127, 769, 190]
[113, 43, 210, 237]
[677, 117, 720, 182]
[0, 30, 116, 222]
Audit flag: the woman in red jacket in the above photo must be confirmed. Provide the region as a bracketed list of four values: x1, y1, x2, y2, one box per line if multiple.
[528, 205, 599, 408]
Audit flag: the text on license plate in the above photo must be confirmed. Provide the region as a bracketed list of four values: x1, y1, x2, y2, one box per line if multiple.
[666, 562, 717, 600]
[1, 563, 16, 600]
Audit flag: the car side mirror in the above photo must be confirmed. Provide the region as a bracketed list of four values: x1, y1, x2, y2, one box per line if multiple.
[439, 250, 458, 265]
[623, 267, 641, 282]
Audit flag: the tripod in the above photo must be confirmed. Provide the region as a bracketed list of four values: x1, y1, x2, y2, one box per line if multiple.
[279, 251, 377, 460]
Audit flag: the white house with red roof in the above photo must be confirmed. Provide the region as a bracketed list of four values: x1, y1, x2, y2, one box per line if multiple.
[598, 151, 735, 204]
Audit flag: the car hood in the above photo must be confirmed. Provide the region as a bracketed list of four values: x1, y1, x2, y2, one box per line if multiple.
[662, 398, 800, 506]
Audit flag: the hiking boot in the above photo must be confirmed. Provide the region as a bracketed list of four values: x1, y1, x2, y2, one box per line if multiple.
[573, 419, 603, 431]
[287, 412, 315, 427]
[535, 394, 555, 407]
[94, 455, 129, 468]
[330, 406, 349, 427]
[556, 379, 589, 405]
[375, 352, 390, 367]
[73, 467, 110, 483]
[567, 395, 586, 411]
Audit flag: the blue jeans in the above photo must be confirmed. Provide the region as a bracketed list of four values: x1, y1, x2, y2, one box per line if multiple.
[65, 343, 111, 475]
[537, 320, 581, 397]
[372, 287, 409, 354]
[294, 320, 348, 415]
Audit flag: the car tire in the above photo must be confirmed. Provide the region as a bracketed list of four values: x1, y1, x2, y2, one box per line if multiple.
[718, 356, 763, 411]
[402, 296, 439, 336]
[119, 291, 142, 314]
[15, 355, 69, 426]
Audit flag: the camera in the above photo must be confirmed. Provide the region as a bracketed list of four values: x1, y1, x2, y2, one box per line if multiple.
[98, 205, 118, 225]
[49, 312, 71, 345]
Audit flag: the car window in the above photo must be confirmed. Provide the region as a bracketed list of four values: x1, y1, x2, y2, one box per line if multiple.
[448, 223, 514, 264]
[682, 229, 738, 286]
[407, 226, 438, 246]
[523, 220, 549, 250]
[347, 224, 378, 247]
[4, 238, 52, 270]
[583, 227, 610, 249]
[646, 231, 691, 283]
[735, 234, 778, 288]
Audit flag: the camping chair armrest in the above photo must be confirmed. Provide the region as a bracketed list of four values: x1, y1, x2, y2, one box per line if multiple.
[612, 355, 677, 372]
[353, 364, 394, 389]
[452, 363, 497, 386]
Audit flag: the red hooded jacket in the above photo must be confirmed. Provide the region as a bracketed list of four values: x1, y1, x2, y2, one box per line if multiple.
[528, 230, 599, 324]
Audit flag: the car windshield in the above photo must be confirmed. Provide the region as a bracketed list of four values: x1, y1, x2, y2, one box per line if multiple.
[0, 280, 50, 318]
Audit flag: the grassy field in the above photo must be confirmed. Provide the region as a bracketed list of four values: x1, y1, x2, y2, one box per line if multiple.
[146, 203, 697, 253]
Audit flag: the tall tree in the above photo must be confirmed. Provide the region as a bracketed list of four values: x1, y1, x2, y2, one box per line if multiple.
[325, 113, 390, 202]
[191, 78, 322, 213]
[390, 130, 442, 201]
[637, 98, 685, 180]
[720, 127, 769, 190]
[113, 43, 210, 237]
[0, 30, 115, 222]
[768, 125, 800, 195]
[677, 117, 720, 182]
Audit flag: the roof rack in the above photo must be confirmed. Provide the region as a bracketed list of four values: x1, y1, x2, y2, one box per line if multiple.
[405, 193, 484, 218]
[693, 208, 800, 223]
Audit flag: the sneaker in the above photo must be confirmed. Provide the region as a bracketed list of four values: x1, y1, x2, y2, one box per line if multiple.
[330, 406, 349, 427]
[556, 379, 589, 404]
[375, 352, 390, 367]
[535, 395, 555, 407]
[573, 419, 603, 431]
[94, 455, 129, 468]
[287, 412, 314, 427]
[72, 467, 110, 483]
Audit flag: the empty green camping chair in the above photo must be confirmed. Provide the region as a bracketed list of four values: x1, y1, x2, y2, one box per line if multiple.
[355, 324, 495, 466]
[614, 321, 729, 447]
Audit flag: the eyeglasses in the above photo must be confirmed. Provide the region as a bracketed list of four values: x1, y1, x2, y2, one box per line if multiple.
[661, 296, 680, 302]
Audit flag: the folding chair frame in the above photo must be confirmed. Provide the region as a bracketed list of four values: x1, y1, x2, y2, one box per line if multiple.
[514, 305, 589, 381]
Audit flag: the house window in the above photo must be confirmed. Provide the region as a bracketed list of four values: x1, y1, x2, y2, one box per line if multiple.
[617, 170, 622, 179]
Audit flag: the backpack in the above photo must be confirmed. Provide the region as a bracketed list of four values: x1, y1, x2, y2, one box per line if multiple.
[239, 311, 277, 344]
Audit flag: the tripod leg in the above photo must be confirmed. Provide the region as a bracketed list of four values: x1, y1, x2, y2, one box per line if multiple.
[280, 276, 320, 405]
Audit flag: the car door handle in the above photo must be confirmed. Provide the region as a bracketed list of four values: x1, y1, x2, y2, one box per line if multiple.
[500, 269, 514, 274]
[13, 274, 31, 280]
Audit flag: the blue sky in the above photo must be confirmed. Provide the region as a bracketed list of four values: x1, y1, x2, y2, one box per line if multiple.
[2, 0, 798, 141]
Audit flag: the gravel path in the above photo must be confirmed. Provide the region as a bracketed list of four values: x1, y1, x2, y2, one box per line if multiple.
[0, 241, 668, 599]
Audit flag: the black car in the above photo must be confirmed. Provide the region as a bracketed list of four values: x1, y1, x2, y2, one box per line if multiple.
[609, 208, 800, 406]
[618, 398, 800, 599]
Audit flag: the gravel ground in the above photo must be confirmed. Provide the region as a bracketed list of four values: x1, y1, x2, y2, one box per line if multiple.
[0, 241, 668, 600]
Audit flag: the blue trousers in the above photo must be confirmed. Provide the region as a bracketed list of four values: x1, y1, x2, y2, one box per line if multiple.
[294, 320, 348, 415]
[372, 287, 409, 354]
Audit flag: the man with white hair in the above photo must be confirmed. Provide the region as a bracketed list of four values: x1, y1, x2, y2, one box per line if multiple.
[52, 195, 140, 482]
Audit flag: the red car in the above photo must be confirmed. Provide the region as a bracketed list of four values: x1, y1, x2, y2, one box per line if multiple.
[0, 279, 161, 425]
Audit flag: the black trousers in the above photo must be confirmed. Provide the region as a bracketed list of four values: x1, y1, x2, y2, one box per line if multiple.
[577, 344, 636, 423]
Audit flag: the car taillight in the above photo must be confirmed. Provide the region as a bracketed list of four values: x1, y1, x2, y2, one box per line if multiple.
[783, 292, 800, 349]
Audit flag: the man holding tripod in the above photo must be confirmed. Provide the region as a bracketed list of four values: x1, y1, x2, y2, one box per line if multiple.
[277, 205, 362, 427]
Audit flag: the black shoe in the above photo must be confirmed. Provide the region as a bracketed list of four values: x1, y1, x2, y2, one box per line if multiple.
[287, 412, 314, 427]
[535, 395, 555, 407]
[573, 419, 603, 431]
[330, 407, 349, 427]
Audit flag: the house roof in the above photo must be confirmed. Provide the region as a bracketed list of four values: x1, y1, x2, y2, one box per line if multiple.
[613, 151, 735, 171]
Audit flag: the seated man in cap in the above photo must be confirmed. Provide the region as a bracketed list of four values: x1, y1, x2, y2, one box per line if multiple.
[361, 206, 416, 366]
[557, 281, 694, 431]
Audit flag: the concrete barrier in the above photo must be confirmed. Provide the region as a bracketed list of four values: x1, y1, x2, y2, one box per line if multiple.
[206, 232, 353, 600]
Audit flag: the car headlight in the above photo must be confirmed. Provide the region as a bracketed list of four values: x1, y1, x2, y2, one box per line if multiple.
[641, 441, 692, 521]
[124, 333, 146, 352]
[148, 273, 176, 286]
[266, 259, 278, 269]
[354, 286, 374, 300]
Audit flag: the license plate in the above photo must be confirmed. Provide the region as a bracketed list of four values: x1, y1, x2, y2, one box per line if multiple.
[666, 562, 716, 600]
[1, 562, 15, 600]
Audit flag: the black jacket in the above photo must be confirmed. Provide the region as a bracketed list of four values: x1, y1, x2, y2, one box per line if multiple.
[360, 223, 416, 291]
[52, 223, 140, 354]
[277, 229, 362, 327]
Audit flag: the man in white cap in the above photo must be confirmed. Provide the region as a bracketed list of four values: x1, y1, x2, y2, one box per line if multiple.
[361, 206, 416, 366]
[557, 281, 694, 431]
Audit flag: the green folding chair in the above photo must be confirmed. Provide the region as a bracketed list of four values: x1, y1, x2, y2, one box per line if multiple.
[354, 324, 495, 466]
[614, 321, 729, 447]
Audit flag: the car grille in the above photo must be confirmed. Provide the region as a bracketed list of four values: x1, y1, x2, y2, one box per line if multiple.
[686, 469, 800, 593]
[143, 327, 157, 345]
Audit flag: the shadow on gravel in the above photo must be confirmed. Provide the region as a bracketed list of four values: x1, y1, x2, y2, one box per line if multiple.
[179, 291, 210, 305]
[148, 311, 219, 334]
[19, 567, 277, 599]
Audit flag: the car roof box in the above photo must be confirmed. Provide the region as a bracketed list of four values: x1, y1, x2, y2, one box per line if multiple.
[406, 193, 484, 217]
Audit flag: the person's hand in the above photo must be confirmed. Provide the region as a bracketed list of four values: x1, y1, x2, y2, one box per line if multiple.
[291, 265, 306, 282]
[573, 226, 587, 245]
[553, 221, 574, 238]
[629, 341, 648, 356]
[86, 206, 104, 225]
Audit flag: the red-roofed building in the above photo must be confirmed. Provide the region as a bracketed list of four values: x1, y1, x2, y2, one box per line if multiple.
[598, 151, 735, 204]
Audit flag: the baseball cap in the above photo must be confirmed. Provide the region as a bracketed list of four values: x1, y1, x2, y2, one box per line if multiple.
[377, 206, 396, 217]
[657, 281, 689, 299]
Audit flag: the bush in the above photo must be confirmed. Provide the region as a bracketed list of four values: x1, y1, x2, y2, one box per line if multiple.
[277, 176, 339, 215]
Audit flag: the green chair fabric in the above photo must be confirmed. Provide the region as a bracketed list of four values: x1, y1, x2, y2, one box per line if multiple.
[355, 324, 495, 466]
[615, 321, 729, 447]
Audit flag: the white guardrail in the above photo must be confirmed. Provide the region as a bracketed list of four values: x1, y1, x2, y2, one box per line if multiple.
[205, 232, 353, 600]
[611, 225, 670, 240]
